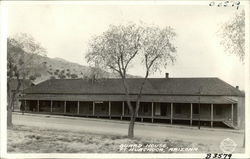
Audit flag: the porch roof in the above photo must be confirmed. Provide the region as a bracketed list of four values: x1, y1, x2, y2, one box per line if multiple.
[20, 94, 237, 104]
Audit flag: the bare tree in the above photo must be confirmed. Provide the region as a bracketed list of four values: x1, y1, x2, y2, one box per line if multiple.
[86, 22, 177, 138]
[218, 10, 245, 148]
[218, 10, 245, 62]
[7, 33, 46, 127]
[88, 65, 109, 80]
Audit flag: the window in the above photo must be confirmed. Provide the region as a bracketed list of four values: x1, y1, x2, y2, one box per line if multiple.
[193, 105, 199, 114]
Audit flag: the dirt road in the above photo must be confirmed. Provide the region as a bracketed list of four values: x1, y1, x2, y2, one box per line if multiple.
[12, 113, 244, 152]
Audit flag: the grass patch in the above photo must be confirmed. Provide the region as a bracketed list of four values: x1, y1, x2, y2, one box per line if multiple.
[8, 125, 208, 153]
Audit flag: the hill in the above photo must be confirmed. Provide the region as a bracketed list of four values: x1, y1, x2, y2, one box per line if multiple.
[22, 53, 139, 84]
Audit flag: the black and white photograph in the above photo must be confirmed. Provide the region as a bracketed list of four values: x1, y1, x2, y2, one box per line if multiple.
[0, 0, 249, 158]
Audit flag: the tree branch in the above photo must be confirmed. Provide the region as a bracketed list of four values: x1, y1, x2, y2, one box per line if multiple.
[124, 50, 138, 70]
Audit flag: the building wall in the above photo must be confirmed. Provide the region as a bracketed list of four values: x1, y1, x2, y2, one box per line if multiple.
[213, 104, 232, 121]
[192, 104, 210, 120]
[111, 101, 122, 116]
[79, 101, 93, 115]
[66, 101, 77, 113]
[39, 100, 51, 112]
[238, 97, 245, 129]
[138, 102, 152, 116]
[95, 101, 109, 115]
[227, 96, 245, 129]
[25, 100, 38, 112]
[173, 103, 190, 119]
[52, 101, 64, 113]
[153, 102, 171, 117]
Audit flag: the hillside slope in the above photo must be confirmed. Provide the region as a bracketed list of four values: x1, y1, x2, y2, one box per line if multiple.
[22, 53, 138, 84]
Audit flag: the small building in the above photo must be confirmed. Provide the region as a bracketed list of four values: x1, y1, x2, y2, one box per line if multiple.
[19, 76, 245, 129]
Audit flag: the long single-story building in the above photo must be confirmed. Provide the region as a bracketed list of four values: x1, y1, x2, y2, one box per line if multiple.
[19, 74, 245, 129]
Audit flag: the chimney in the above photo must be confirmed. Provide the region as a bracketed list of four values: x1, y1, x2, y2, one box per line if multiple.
[165, 73, 169, 78]
[236, 86, 239, 90]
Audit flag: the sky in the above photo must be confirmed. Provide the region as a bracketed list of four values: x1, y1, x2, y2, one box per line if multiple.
[6, 2, 245, 89]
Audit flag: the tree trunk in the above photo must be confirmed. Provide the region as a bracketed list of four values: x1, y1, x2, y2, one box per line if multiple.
[121, 76, 136, 139]
[7, 93, 15, 128]
[7, 105, 13, 127]
[128, 114, 135, 138]
[7, 77, 21, 128]
[7, 90, 16, 128]
[7, 81, 13, 128]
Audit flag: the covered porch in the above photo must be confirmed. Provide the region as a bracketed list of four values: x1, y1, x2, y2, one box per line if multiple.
[20, 98, 237, 128]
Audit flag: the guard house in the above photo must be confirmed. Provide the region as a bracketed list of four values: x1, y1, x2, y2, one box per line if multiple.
[19, 75, 245, 129]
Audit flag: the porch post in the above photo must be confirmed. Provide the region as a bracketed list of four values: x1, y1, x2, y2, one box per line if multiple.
[136, 102, 139, 117]
[231, 104, 234, 124]
[93, 102, 95, 116]
[190, 103, 193, 126]
[37, 100, 40, 112]
[24, 100, 26, 112]
[151, 102, 154, 123]
[109, 101, 111, 119]
[211, 104, 213, 127]
[122, 101, 125, 120]
[50, 100, 53, 113]
[64, 101, 66, 114]
[171, 103, 173, 124]
[77, 101, 80, 115]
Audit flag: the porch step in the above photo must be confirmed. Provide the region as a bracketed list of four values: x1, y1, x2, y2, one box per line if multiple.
[222, 121, 237, 129]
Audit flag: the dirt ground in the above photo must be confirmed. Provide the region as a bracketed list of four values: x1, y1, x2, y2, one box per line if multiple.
[8, 113, 245, 153]
[8, 125, 208, 153]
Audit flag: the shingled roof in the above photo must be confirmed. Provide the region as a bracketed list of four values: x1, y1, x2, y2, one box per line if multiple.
[23, 78, 244, 97]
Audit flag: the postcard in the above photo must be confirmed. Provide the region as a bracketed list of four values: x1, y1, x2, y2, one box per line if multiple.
[0, 0, 249, 158]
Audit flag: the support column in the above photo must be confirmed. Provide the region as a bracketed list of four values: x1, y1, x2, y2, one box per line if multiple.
[64, 101, 66, 114]
[121, 101, 125, 120]
[77, 101, 80, 115]
[151, 102, 154, 123]
[211, 104, 213, 127]
[93, 102, 95, 116]
[109, 101, 111, 119]
[37, 100, 40, 112]
[190, 103, 193, 126]
[170, 103, 173, 124]
[24, 100, 26, 112]
[231, 104, 234, 124]
[50, 100, 53, 113]
[136, 102, 139, 117]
